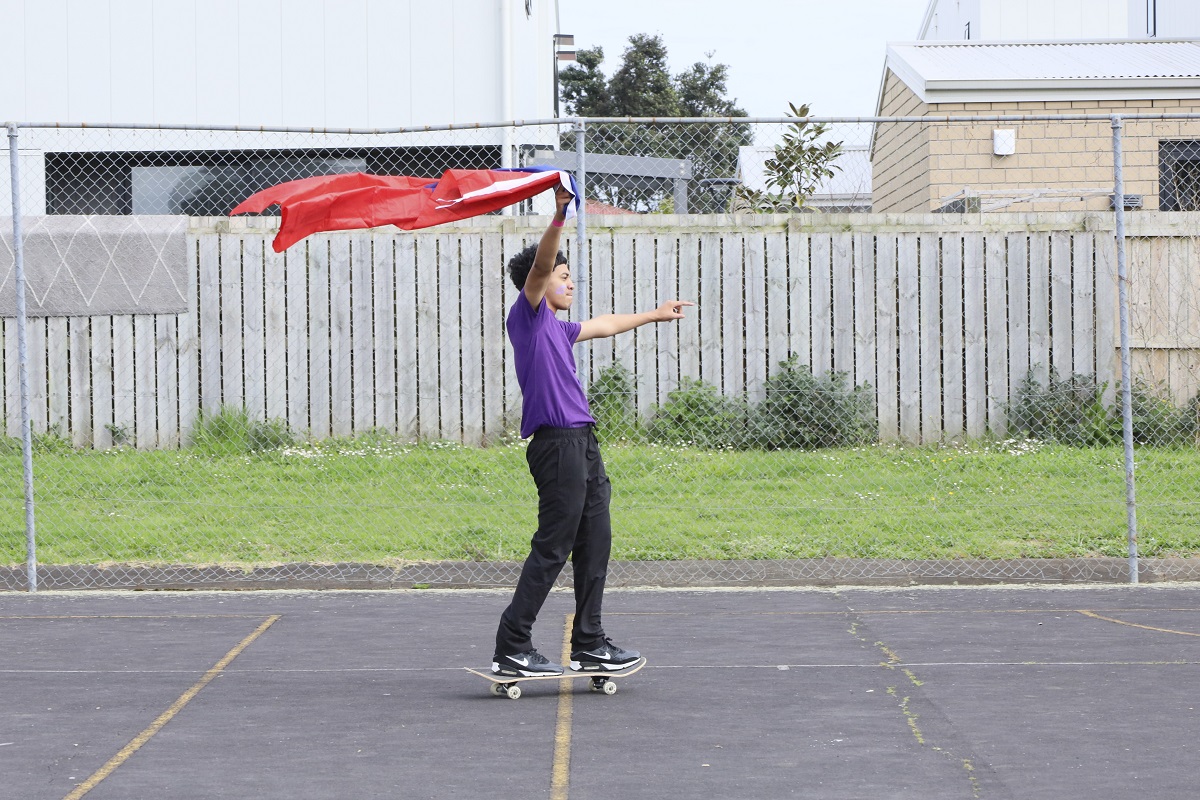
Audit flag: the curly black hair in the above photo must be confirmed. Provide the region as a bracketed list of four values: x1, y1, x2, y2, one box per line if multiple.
[507, 243, 568, 290]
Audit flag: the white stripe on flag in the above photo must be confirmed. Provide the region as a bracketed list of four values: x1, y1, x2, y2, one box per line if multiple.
[434, 171, 557, 209]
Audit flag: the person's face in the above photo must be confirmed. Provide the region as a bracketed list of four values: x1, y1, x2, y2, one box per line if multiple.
[546, 264, 575, 312]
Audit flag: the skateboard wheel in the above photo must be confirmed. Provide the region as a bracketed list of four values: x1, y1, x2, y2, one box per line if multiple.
[489, 683, 505, 697]
[601, 680, 617, 696]
[506, 684, 522, 700]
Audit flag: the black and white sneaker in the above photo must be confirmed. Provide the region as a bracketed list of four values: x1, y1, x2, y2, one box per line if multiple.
[492, 649, 564, 677]
[570, 638, 641, 672]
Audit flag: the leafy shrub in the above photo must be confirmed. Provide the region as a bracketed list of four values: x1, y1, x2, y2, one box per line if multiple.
[189, 408, 294, 453]
[647, 378, 749, 449]
[1010, 370, 1200, 448]
[1009, 370, 1116, 446]
[588, 364, 641, 442]
[749, 357, 876, 449]
[1128, 381, 1200, 447]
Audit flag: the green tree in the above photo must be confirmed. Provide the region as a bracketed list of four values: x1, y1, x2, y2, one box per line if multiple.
[559, 46, 613, 117]
[676, 58, 741, 117]
[608, 34, 680, 117]
[735, 103, 844, 213]
[558, 34, 751, 213]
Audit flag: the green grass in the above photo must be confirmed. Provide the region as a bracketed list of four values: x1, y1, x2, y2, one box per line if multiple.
[3, 437, 1199, 567]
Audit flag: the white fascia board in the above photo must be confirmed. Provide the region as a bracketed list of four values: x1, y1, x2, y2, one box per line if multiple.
[926, 84, 1200, 104]
[881, 47, 932, 104]
[927, 78, 1200, 92]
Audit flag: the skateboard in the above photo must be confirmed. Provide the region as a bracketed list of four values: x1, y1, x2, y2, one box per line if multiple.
[464, 657, 647, 699]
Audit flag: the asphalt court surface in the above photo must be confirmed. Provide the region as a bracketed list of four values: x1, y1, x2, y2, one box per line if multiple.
[4, 584, 1200, 799]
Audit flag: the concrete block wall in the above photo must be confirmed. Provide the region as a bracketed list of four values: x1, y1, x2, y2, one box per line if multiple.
[872, 85, 1200, 212]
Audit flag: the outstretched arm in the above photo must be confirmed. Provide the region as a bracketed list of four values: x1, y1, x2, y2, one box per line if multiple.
[522, 186, 575, 310]
[577, 300, 695, 342]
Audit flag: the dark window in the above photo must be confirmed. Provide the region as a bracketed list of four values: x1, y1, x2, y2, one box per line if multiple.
[45, 145, 502, 215]
[1159, 140, 1200, 212]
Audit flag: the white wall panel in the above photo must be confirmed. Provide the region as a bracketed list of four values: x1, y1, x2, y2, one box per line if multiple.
[66, 0, 111, 121]
[1158, 0, 1200, 37]
[324, 0, 369, 127]
[238, 0, 283, 125]
[453, 0, 501, 121]
[3, 0, 555, 128]
[195, 0, 240, 123]
[24, 0, 70, 120]
[153, 0, 197, 124]
[1050, 0, 1085, 36]
[280, 0, 327, 126]
[109, 0, 154, 122]
[407, 2, 456, 124]
[0, 1, 27, 119]
[365, 0, 412, 126]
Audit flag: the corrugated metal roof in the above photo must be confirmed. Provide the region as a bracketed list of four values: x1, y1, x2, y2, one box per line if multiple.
[879, 39, 1200, 108]
[892, 40, 1200, 83]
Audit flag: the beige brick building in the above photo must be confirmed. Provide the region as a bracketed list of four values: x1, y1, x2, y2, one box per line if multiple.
[872, 40, 1200, 213]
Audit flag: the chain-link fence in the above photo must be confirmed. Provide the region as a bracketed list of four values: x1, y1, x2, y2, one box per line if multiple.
[3, 114, 1199, 591]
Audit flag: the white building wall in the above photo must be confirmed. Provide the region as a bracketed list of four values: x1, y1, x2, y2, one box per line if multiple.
[920, 0, 983, 40]
[920, 0, 1200, 40]
[983, 0, 1129, 39]
[1152, 0, 1200, 37]
[0, 0, 559, 127]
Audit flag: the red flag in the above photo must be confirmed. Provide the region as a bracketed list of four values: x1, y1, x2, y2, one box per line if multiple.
[230, 168, 576, 252]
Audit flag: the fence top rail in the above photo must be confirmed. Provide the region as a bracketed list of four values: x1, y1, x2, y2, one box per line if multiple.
[580, 113, 1200, 124]
[5, 113, 1200, 134]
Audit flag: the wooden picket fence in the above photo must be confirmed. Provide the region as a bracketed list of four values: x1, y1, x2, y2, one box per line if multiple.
[3, 212, 1198, 449]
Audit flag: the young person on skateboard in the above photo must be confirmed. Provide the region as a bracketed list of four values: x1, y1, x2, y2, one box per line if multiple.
[492, 184, 692, 677]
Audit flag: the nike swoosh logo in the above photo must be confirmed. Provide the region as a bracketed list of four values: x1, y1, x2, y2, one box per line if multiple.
[511, 657, 530, 667]
[598, 651, 611, 660]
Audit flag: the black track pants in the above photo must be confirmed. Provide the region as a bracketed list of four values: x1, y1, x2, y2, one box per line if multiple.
[495, 426, 612, 656]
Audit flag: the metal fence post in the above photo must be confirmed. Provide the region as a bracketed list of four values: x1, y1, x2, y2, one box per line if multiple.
[1111, 115, 1139, 584]
[7, 123, 37, 592]
[574, 118, 587, 298]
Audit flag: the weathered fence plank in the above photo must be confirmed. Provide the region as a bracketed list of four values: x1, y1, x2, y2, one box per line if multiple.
[679, 233, 703, 382]
[875, 233, 899, 441]
[744, 233, 767, 404]
[789, 230, 811, 369]
[919, 233, 941, 442]
[243, 236, 266, 422]
[942, 234, 964, 439]
[9, 216, 1192, 449]
[985, 234, 1008, 434]
[832, 233, 854, 378]
[1028, 233, 1051, 386]
[811, 234, 833, 377]
[329, 236, 353, 438]
[897, 234, 920, 442]
[963, 232, 986, 438]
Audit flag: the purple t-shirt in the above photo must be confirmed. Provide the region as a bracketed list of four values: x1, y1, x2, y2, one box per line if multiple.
[507, 295, 595, 438]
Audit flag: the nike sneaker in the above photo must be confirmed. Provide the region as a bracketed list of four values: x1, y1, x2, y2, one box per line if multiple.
[492, 649, 564, 677]
[569, 638, 641, 671]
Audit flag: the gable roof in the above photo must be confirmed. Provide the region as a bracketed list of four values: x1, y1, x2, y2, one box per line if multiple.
[882, 39, 1200, 106]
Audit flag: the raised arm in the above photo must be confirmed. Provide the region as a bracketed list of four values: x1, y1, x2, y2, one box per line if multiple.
[577, 300, 695, 342]
[522, 186, 575, 310]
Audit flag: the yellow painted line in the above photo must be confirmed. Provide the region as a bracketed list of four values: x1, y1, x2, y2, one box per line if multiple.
[61, 615, 281, 800]
[1076, 610, 1200, 637]
[551, 613, 575, 800]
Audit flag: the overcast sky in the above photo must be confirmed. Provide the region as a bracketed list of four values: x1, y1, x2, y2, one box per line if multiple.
[558, 0, 932, 118]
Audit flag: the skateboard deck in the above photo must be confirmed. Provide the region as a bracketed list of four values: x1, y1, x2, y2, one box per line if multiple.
[465, 657, 647, 699]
